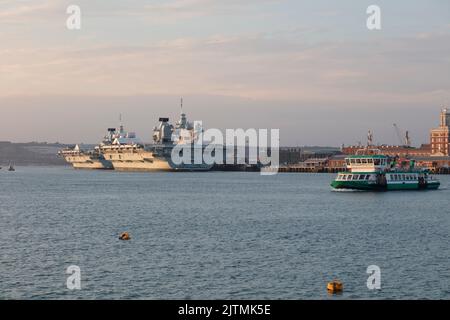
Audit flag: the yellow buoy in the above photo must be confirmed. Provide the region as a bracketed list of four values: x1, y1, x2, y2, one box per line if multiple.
[327, 280, 343, 294]
[119, 232, 131, 241]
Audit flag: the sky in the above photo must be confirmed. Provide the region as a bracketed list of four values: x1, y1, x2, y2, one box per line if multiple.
[0, 0, 449, 146]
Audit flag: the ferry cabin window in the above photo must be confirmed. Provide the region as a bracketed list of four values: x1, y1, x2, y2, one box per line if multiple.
[366, 175, 371, 180]
[367, 159, 373, 164]
[352, 175, 359, 180]
[374, 159, 380, 165]
[346, 159, 351, 165]
[362, 159, 368, 164]
[356, 159, 361, 164]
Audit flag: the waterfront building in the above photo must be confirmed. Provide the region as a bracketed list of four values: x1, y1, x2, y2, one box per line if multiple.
[341, 144, 431, 157]
[430, 108, 450, 156]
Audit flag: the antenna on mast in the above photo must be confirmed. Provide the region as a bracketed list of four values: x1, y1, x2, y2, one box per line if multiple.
[119, 113, 124, 133]
[180, 97, 183, 114]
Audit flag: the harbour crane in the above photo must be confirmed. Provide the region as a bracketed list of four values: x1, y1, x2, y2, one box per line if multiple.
[393, 123, 411, 147]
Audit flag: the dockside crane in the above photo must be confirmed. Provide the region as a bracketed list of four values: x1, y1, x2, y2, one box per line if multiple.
[393, 123, 411, 147]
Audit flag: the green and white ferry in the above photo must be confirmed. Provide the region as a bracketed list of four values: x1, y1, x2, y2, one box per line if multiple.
[331, 149, 440, 191]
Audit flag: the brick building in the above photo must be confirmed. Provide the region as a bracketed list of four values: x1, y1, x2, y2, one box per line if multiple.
[430, 108, 450, 156]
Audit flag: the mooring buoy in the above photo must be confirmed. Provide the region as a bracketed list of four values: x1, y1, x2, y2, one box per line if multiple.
[327, 280, 343, 294]
[119, 232, 131, 241]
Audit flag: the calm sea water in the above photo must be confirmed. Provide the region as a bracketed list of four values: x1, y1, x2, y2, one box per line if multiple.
[0, 167, 449, 300]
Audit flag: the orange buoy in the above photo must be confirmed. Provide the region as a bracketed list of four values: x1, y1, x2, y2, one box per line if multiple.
[119, 232, 131, 241]
[327, 280, 343, 294]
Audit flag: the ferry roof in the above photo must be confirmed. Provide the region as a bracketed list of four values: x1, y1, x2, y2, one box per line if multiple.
[337, 170, 428, 174]
[337, 172, 379, 174]
[346, 154, 388, 159]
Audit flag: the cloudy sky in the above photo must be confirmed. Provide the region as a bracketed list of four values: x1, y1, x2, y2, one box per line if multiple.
[0, 0, 449, 145]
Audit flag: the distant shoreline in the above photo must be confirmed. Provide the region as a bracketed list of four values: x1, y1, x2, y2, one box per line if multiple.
[0, 141, 67, 166]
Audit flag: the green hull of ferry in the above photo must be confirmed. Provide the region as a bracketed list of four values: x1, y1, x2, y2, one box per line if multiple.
[331, 177, 440, 191]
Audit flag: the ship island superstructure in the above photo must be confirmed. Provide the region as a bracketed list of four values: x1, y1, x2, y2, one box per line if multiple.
[60, 110, 213, 172]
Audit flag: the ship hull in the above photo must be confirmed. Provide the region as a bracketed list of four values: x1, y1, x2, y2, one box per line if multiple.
[110, 160, 173, 172]
[61, 154, 113, 170]
[331, 180, 440, 191]
[331, 180, 378, 190]
[109, 159, 213, 172]
[72, 162, 112, 170]
[102, 146, 213, 172]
